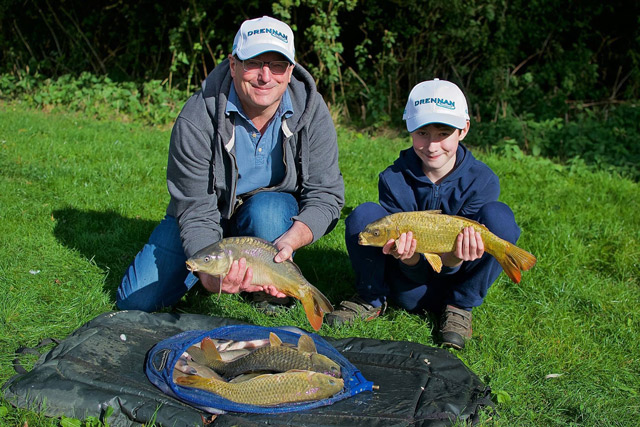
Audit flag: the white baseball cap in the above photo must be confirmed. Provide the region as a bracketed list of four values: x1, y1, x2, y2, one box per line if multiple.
[403, 79, 469, 132]
[232, 16, 295, 64]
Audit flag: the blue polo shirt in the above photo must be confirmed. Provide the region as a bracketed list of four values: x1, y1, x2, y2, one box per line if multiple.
[226, 85, 294, 196]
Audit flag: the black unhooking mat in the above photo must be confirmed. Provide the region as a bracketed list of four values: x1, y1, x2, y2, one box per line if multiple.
[2, 310, 494, 426]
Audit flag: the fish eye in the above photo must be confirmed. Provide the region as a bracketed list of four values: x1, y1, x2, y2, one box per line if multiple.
[373, 230, 380, 236]
[204, 256, 211, 263]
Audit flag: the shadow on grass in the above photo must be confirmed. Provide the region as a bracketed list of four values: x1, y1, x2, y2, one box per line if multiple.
[51, 207, 357, 310]
[52, 207, 157, 298]
[293, 246, 355, 303]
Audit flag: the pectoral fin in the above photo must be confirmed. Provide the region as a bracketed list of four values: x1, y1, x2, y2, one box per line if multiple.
[424, 253, 443, 273]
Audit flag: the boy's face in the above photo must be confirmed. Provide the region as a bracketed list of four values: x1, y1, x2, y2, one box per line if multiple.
[411, 122, 470, 182]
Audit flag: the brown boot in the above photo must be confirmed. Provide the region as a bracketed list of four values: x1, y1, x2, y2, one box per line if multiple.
[440, 305, 472, 350]
[325, 296, 386, 326]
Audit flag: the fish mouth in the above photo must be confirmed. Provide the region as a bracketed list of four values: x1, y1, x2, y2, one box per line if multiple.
[357, 233, 368, 245]
[185, 260, 197, 272]
[326, 369, 341, 378]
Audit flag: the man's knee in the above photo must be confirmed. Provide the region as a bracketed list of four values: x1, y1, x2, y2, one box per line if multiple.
[233, 192, 298, 241]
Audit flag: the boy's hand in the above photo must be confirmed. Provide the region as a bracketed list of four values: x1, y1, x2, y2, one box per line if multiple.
[383, 231, 420, 266]
[441, 226, 485, 267]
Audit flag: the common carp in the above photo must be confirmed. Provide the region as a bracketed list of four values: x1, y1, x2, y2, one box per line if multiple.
[186, 237, 334, 330]
[175, 370, 344, 406]
[194, 333, 341, 379]
[173, 355, 225, 382]
[359, 210, 537, 283]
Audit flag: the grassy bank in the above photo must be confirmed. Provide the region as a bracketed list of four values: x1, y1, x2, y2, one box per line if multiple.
[0, 103, 638, 425]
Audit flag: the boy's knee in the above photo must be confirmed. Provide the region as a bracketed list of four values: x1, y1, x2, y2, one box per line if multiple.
[345, 202, 388, 235]
[475, 201, 521, 243]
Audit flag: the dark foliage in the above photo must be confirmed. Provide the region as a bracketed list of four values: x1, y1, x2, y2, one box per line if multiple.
[1, 0, 639, 177]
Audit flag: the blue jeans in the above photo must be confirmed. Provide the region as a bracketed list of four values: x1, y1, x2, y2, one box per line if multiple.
[117, 192, 299, 311]
[344, 202, 521, 312]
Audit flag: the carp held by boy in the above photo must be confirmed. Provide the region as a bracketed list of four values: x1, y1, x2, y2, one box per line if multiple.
[185, 237, 334, 331]
[358, 210, 537, 283]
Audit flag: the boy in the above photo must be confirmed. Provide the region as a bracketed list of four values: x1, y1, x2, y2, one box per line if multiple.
[326, 79, 521, 350]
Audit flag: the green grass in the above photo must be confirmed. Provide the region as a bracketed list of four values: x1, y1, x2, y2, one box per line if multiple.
[0, 102, 639, 426]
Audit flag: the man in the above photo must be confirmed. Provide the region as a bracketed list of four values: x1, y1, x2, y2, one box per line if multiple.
[117, 16, 344, 311]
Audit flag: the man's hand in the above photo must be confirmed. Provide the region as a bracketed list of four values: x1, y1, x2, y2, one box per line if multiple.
[441, 226, 485, 267]
[382, 231, 420, 266]
[198, 258, 287, 298]
[273, 220, 313, 263]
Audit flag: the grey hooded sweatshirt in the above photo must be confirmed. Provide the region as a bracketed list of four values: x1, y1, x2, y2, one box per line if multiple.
[166, 59, 345, 258]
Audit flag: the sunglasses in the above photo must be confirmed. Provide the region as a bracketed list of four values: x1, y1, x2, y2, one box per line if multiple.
[238, 58, 291, 75]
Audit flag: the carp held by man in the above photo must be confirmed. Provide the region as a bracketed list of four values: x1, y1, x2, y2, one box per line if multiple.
[358, 210, 537, 283]
[186, 237, 334, 330]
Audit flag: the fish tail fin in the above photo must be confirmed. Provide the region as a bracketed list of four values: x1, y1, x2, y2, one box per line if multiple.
[300, 285, 334, 331]
[498, 243, 537, 283]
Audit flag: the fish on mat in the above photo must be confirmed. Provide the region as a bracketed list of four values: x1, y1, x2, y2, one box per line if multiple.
[359, 210, 537, 283]
[213, 338, 271, 352]
[186, 237, 334, 331]
[173, 353, 225, 382]
[194, 333, 341, 379]
[188, 344, 251, 363]
[175, 369, 344, 406]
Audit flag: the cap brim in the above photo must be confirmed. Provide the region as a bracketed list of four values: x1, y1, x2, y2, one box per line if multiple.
[406, 113, 467, 132]
[235, 44, 295, 64]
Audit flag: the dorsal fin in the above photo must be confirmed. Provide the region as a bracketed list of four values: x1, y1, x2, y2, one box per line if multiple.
[201, 337, 222, 363]
[297, 334, 317, 354]
[269, 332, 283, 347]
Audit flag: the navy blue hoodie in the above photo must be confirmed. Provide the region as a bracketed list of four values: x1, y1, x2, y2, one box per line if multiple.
[378, 143, 499, 217]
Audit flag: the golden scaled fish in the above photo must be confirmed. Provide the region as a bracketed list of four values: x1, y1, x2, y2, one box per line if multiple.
[175, 370, 344, 406]
[186, 237, 334, 331]
[359, 210, 537, 283]
[193, 333, 341, 379]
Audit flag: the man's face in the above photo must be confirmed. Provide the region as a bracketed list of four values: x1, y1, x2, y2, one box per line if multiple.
[229, 52, 294, 117]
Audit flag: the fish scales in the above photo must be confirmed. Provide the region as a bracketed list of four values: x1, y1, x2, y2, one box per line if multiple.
[207, 344, 340, 379]
[196, 333, 341, 379]
[186, 237, 334, 330]
[359, 210, 537, 284]
[175, 370, 344, 406]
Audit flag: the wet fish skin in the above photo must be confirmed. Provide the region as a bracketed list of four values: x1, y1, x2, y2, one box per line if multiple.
[175, 370, 344, 406]
[359, 210, 537, 283]
[173, 353, 225, 382]
[186, 237, 334, 330]
[188, 343, 251, 363]
[213, 338, 271, 352]
[200, 333, 342, 379]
